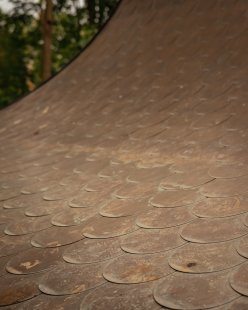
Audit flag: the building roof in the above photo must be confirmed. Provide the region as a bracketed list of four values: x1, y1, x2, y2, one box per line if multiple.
[0, 0, 248, 309]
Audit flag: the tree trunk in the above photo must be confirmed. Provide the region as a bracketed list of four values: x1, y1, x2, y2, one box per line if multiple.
[86, 0, 96, 25]
[99, 0, 105, 25]
[41, 0, 53, 81]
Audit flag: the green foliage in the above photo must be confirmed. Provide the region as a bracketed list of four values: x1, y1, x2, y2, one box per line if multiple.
[0, 0, 119, 109]
[0, 10, 29, 108]
[52, 8, 97, 73]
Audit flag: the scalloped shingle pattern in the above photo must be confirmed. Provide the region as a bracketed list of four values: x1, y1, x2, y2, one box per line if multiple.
[0, 0, 248, 309]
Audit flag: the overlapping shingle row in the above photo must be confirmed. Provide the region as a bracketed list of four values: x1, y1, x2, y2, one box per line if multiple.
[0, 0, 248, 309]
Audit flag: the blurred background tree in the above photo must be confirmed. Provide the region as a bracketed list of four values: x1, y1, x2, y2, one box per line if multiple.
[0, 0, 119, 109]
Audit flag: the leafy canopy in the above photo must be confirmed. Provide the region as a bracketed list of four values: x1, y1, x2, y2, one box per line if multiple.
[0, 0, 119, 108]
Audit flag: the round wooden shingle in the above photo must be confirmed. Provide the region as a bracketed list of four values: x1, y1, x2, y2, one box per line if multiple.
[103, 253, 172, 284]
[63, 237, 123, 264]
[121, 227, 185, 254]
[83, 215, 138, 238]
[154, 271, 239, 309]
[6, 247, 61, 274]
[80, 282, 163, 310]
[150, 189, 203, 208]
[229, 263, 248, 296]
[31, 225, 85, 247]
[39, 262, 105, 295]
[168, 241, 245, 273]
[0, 275, 40, 306]
[181, 217, 248, 243]
[136, 206, 195, 228]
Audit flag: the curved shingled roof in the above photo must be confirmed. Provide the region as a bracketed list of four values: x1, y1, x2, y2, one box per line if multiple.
[0, 0, 248, 309]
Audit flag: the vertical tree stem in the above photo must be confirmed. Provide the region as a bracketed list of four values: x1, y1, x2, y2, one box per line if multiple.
[42, 0, 53, 81]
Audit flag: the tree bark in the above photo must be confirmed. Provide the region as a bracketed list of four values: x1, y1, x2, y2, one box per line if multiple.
[86, 0, 96, 25]
[41, 0, 53, 81]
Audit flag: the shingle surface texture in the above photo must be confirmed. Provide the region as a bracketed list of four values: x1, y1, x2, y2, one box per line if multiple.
[0, 0, 248, 309]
